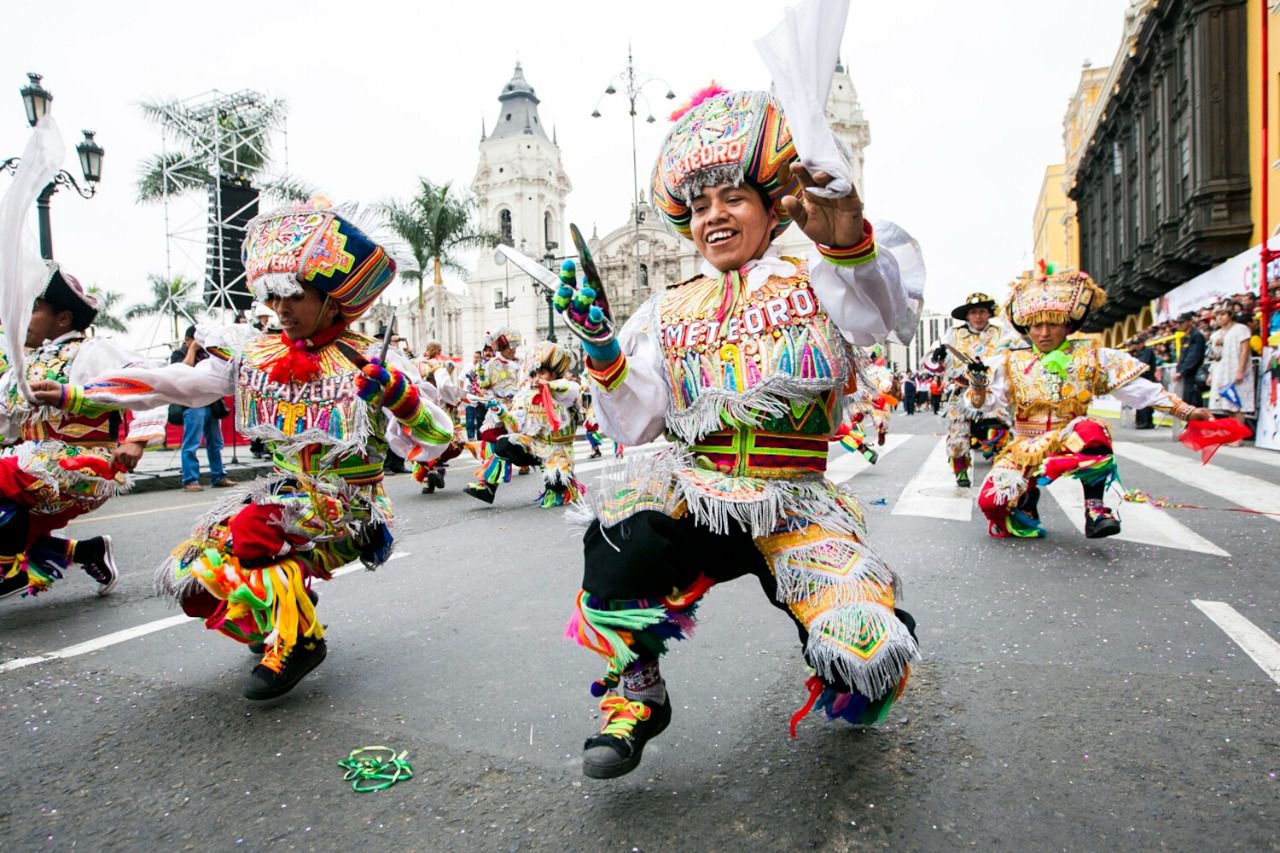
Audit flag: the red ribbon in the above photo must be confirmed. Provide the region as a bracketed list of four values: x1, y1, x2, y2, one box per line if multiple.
[535, 383, 561, 431]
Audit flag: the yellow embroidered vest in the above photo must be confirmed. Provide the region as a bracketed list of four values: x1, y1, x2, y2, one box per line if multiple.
[1004, 340, 1143, 435]
[656, 260, 852, 448]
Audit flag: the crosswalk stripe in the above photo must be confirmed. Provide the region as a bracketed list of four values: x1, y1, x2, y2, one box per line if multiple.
[826, 434, 914, 484]
[1192, 600, 1280, 685]
[1113, 441, 1280, 524]
[1044, 478, 1230, 555]
[891, 437, 974, 522]
[1211, 445, 1280, 469]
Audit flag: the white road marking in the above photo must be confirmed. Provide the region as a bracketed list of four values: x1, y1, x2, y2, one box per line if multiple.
[0, 614, 191, 674]
[891, 437, 974, 522]
[826, 433, 914, 484]
[1211, 445, 1280, 468]
[1045, 478, 1230, 556]
[68, 500, 218, 525]
[0, 553, 409, 675]
[1113, 441, 1280, 523]
[1192, 599, 1280, 685]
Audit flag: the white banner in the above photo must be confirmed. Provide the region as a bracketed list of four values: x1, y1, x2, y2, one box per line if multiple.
[1152, 243, 1280, 323]
[1257, 347, 1280, 450]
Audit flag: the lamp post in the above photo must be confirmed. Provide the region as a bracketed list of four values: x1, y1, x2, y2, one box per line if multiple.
[0, 74, 105, 260]
[591, 47, 675, 304]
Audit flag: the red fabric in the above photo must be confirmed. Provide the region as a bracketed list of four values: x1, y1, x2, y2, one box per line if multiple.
[1179, 418, 1252, 464]
[228, 503, 310, 563]
[265, 322, 349, 385]
[976, 476, 1008, 521]
[1069, 418, 1112, 452]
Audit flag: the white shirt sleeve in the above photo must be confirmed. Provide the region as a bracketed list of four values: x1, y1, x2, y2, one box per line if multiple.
[806, 247, 909, 346]
[71, 339, 198, 444]
[592, 296, 669, 446]
[383, 348, 454, 462]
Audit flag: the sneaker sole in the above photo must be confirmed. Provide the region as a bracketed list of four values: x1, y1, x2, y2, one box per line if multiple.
[1086, 521, 1122, 539]
[243, 643, 328, 700]
[95, 536, 120, 597]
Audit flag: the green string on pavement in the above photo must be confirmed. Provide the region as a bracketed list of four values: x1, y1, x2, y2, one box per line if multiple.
[338, 746, 414, 793]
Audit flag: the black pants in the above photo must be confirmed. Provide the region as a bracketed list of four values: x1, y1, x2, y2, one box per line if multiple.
[581, 511, 915, 694]
[930, 395, 941, 414]
[904, 395, 916, 415]
[1134, 406, 1154, 428]
[493, 435, 540, 468]
[1180, 378, 1202, 408]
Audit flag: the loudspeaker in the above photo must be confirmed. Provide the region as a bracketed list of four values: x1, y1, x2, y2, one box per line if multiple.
[205, 180, 259, 311]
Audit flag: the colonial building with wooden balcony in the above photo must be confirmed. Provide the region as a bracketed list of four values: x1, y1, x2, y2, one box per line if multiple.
[1070, 0, 1253, 335]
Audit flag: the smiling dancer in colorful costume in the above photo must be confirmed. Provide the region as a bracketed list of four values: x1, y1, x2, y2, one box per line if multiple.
[1, 264, 165, 600]
[555, 82, 922, 779]
[967, 268, 1209, 539]
[466, 340, 585, 507]
[62, 202, 453, 698]
[923, 292, 1010, 487]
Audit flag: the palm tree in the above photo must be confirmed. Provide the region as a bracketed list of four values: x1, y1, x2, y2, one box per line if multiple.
[126, 275, 206, 341]
[380, 180, 499, 349]
[85, 286, 128, 335]
[135, 95, 301, 203]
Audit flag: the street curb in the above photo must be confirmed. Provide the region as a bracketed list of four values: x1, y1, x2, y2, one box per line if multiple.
[127, 461, 277, 494]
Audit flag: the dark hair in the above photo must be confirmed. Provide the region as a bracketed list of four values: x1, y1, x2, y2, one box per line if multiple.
[184, 324, 197, 340]
[40, 271, 97, 331]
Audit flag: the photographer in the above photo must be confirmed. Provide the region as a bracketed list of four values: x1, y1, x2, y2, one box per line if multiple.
[172, 325, 234, 491]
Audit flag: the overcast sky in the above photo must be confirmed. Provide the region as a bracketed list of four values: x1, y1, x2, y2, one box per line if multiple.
[2, 0, 1131, 349]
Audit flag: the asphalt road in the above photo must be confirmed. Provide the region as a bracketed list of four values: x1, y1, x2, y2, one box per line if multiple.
[1, 415, 1277, 852]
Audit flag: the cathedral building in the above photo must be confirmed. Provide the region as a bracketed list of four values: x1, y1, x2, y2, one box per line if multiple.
[400, 62, 873, 361]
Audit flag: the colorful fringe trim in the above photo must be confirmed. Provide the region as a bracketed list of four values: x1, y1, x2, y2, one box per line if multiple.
[190, 548, 327, 655]
[789, 669, 911, 738]
[565, 575, 715, 697]
[476, 444, 513, 485]
[3, 538, 74, 597]
[539, 477, 586, 508]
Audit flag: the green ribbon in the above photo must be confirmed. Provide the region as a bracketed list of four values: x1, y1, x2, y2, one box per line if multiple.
[338, 746, 414, 793]
[1037, 342, 1072, 380]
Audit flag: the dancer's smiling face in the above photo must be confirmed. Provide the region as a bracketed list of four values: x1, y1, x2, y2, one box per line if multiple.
[690, 182, 778, 273]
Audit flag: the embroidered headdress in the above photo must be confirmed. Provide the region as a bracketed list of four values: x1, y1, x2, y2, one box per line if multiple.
[950, 291, 998, 322]
[651, 89, 800, 240]
[529, 340, 574, 378]
[242, 200, 398, 322]
[484, 326, 522, 352]
[1005, 268, 1107, 333]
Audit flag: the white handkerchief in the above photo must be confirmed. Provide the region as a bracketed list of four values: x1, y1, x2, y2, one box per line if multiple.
[755, 0, 853, 199]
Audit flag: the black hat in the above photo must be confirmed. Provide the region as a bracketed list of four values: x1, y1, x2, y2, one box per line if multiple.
[39, 262, 98, 331]
[951, 291, 998, 322]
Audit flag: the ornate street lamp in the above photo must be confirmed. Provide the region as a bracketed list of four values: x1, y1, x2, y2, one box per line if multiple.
[0, 74, 105, 259]
[20, 73, 51, 127]
[76, 130, 104, 183]
[591, 47, 676, 301]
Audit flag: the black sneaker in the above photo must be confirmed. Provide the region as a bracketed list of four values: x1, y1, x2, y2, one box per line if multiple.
[860, 447, 879, 465]
[243, 636, 327, 700]
[465, 482, 497, 504]
[955, 470, 970, 488]
[0, 570, 28, 600]
[427, 468, 446, 491]
[582, 695, 672, 779]
[1085, 505, 1121, 539]
[78, 536, 119, 597]
[249, 588, 318, 654]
